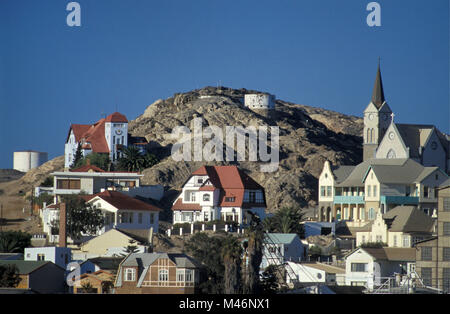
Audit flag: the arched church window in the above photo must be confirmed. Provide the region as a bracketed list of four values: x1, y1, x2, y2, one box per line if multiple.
[387, 149, 396, 159]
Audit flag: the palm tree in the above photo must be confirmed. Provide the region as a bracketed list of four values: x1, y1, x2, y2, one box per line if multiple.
[222, 236, 242, 294]
[263, 207, 304, 236]
[118, 146, 145, 172]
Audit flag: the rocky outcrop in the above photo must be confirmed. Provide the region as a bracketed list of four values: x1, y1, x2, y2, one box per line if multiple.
[129, 86, 363, 212]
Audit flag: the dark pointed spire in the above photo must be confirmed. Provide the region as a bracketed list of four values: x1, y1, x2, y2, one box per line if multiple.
[371, 60, 385, 108]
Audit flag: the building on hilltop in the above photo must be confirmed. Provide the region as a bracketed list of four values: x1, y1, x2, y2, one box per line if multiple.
[64, 112, 148, 169]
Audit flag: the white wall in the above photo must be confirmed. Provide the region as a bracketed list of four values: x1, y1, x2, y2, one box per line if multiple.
[25, 247, 72, 269]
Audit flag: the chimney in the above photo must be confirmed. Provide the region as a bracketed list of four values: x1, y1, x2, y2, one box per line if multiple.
[59, 203, 67, 247]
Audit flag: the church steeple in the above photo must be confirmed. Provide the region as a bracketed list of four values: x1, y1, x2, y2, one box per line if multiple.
[371, 62, 385, 108]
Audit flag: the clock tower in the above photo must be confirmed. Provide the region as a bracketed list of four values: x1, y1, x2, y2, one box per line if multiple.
[104, 112, 129, 162]
[363, 63, 393, 161]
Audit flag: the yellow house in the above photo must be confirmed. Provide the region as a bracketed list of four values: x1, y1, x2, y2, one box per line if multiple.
[79, 228, 151, 257]
[356, 205, 435, 247]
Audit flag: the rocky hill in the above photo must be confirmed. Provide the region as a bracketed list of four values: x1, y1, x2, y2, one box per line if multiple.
[4, 86, 363, 216]
[1, 156, 65, 197]
[128, 86, 363, 213]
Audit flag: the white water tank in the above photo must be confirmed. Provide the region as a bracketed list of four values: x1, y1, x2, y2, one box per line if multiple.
[13, 150, 48, 172]
[244, 93, 276, 110]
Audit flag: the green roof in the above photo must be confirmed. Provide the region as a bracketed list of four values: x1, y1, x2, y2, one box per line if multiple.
[0, 260, 50, 275]
[264, 233, 298, 244]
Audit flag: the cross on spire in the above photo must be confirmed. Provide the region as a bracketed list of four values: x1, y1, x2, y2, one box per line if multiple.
[391, 112, 395, 122]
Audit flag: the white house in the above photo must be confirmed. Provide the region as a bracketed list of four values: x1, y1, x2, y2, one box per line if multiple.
[344, 247, 416, 291]
[261, 233, 305, 269]
[285, 261, 346, 286]
[84, 190, 161, 234]
[40, 190, 161, 243]
[51, 165, 143, 203]
[24, 247, 72, 270]
[171, 165, 266, 227]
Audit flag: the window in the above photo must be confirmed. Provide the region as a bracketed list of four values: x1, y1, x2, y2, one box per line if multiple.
[421, 268, 432, 286]
[56, 179, 81, 190]
[444, 198, 450, 212]
[197, 178, 203, 184]
[361, 235, 366, 243]
[424, 186, 429, 198]
[125, 268, 136, 281]
[367, 186, 371, 197]
[320, 186, 325, 197]
[225, 197, 236, 202]
[159, 269, 168, 282]
[327, 186, 332, 197]
[351, 263, 368, 272]
[421, 247, 432, 261]
[176, 269, 185, 282]
[138, 213, 143, 224]
[443, 248, 450, 261]
[376, 235, 382, 242]
[190, 192, 196, 202]
[403, 236, 410, 247]
[443, 268, 450, 292]
[373, 185, 377, 197]
[150, 213, 154, 224]
[37, 254, 45, 261]
[120, 212, 133, 224]
[368, 208, 375, 220]
[444, 222, 450, 236]
[185, 269, 193, 282]
[203, 194, 210, 202]
[249, 191, 256, 203]
[393, 235, 397, 247]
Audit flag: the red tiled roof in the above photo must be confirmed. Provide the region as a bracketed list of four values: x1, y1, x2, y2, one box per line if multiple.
[67, 112, 128, 154]
[86, 190, 160, 211]
[171, 199, 202, 211]
[70, 165, 105, 173]
[172, 165, 266, 211]
[81, 119, 110, 153]
[105, 112, 128, 123]
[192, 165, 263, 189]
[71, 124, 91, 142]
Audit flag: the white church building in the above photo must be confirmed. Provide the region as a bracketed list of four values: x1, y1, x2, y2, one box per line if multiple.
[317, 64, 449, 223]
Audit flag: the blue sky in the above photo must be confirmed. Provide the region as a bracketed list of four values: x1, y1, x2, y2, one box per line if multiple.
[0, 0, 448, 169]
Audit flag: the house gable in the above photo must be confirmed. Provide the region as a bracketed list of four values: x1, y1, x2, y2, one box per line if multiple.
[375, 123, 409, 159]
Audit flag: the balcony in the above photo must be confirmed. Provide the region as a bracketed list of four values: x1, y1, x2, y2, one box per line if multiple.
[380, 195, 419, 205]
[334, 195, 365, 204]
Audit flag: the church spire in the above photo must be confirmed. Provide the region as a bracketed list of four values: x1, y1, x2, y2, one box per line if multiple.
[371, 60, 385, 108]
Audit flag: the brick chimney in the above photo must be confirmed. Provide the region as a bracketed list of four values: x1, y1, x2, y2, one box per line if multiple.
[59, 203, 67, 247]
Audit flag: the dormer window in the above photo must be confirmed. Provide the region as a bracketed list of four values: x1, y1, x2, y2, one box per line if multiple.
[198, 178, 203, 184]
[203, 194, 210, 202]
[125, 268, 136, 281]
[225, 197, 235, 202]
